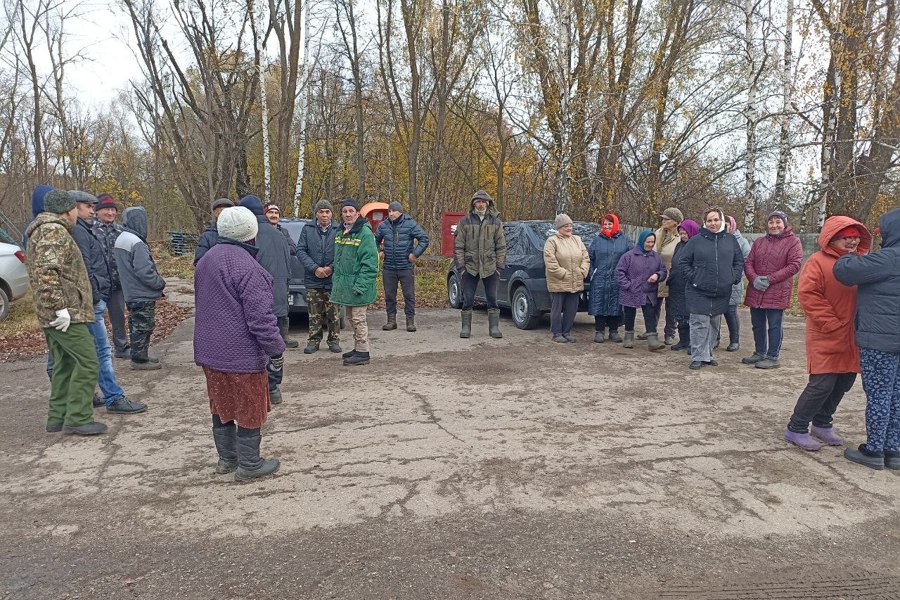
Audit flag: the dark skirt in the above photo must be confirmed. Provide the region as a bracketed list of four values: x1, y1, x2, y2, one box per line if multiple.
[203, 367, 270, 429]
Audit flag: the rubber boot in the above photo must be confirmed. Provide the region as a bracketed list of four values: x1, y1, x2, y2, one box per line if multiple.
[810, 425, 843, 446]
[623, 331, 634, 348]
[406, 315, 416, 332]
[382, 313, 397, 331]
[784, 429, 823, 452]
[212, 422, 238, 474]
[593, 331, 605, 343]
[488, 308, 503, 339]
[608, 329, 623, 343]
[646, 333, 665, 352]
[460, 310, 472, 338]
[278, 316, 299, 349]
[235, 429, 280, 481]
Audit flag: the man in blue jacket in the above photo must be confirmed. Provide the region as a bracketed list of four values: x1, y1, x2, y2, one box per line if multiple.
[114, 207, 167, 370]
[834, 208, 900, 470]
[375, 201, 429, 332]
[297, 199, 341, 354]
[194, 197, 234, 265]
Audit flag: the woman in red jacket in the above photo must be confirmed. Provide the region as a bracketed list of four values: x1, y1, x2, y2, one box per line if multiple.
[742, 211, 804, 369]
[784, 217, 871, 451]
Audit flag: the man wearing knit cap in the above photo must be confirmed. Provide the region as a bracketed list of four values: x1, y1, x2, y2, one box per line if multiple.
[375, 200, 430, 332]
[26, 189, 107, 435]
[92, 193, 129, 358]
[238, 194, 294, 401]
[264, 203, 297, 255]
[454, 189, 506, 339]
[195, 197, 234, 265]
[297, 199, 341, 354]
[71, 190, 146, 414]
[331, 199, 379, 365]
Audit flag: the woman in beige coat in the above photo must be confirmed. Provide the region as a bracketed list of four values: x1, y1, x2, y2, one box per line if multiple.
[544, 214, 590, 342]
[652, 207, 684, 345]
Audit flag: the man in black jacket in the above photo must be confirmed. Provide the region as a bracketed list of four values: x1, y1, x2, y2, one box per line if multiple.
[239, 195, 294, 404]
[375, 201, 429, 332]
[71, 191, 146, 414]
[297, 200, 341, 354]
[92, 193, 129, 358]
[194, 198, 234, 265]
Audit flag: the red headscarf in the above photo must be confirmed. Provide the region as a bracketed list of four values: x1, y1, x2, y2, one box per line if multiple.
[600, 213, 620, 238]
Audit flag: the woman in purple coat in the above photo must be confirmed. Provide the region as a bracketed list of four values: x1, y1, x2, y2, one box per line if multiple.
[615, 230, 668, 351]
[194, 206, 286, 482]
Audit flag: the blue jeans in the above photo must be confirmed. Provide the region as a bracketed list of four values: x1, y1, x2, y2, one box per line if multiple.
[750, 307, 784, 358]
[88, 300, 124, 405]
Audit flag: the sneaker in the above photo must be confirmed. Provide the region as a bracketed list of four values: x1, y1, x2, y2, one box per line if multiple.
[92, 393, 104, 407]
[810, 425, 843, 446]
[742, 353, 766, 364]
[552, 334, 568, 343]
[726, 343, 739, 352]
[131, 360, 162, 370]
[106, 397, 148, 414]
[784, 429, 823, 451]
[62, 421, 108, 436]
[343, 351, 370, 366]
[755, 357, 780, 369]
[327, 341, 342, 353]
[303, 343, 319, 354]
[46, 421, 63, 433]
[844, 444, 885, 470]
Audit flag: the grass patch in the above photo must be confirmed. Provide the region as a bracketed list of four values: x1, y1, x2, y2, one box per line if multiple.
[370, 256, 451, 310]
[152, 243, 195, 279]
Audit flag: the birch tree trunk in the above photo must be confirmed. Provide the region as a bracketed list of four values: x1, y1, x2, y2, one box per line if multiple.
[772, 0, 793, 208]
[249, 0, 271, 204]
[292, 0, 311, 215]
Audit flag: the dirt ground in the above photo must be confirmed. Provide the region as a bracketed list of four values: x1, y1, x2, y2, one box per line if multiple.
[1, 282, 898, 599]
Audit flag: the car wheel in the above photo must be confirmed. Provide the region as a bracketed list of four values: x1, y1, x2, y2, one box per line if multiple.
[447, 272, 462, 309]
[510, 285, 540, 330]
[0, 286, 9, 321]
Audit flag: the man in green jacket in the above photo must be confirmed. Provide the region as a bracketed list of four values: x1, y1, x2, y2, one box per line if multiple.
[26, 189, 107, 436]
[454, 189, 507, 339]
[331, 199, 379, 366]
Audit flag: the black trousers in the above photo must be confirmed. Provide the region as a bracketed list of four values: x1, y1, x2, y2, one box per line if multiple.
[383, 268, 416, 316]
[624, 304, 658, 334]
[594, 314, 622, 332]
[788, 373, 857, 433]
[461, 272, 499, 310]
[550, 292, 579, 335]
[107, 286, 129, 352]
[126, 301, 156, 363]
[654, 296, 677, 337]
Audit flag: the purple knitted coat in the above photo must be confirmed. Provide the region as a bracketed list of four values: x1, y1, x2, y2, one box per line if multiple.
[614, 246, 668, 308]
[193, 242, 285, 373]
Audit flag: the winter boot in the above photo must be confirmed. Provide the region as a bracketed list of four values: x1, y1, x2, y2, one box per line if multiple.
[671, 322, 690, 351]
[269, 387, 283, 405]
[62, 421, 108, 436]
[755, 357, 780, 369]
[784, 429, 823, 452]
[636, 332, 647, 341]
[646, 333, 665, 352]
[406, 315, 416, 332]
[742, 352, 766, 365]
[844, 444, 885, 470]
[342, 349, 358, 359]
[327, 340, 342, 353]
[664, 335, 675, 345]
[303, 342, 319, 354]
[130, 360, 161, 371]
[235, 429, 280, 481]
[212, 423, 238, 474]
[488, 308, 503, 339]
[343, 351, 370, 366]
[278, 316, 299, 348]
[593, 330, 605, 343]
[460, 310, 472, 339]
[885, 450, 900, 470]
[810, 425, 844, 446]
[607, 329, 623, 343]
[383, 313, 398, 331]
[623, 331, 635, 348]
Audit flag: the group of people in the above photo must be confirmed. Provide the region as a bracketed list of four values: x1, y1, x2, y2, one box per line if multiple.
[542, 204, 900, 471]
[22, 180, 899, 476]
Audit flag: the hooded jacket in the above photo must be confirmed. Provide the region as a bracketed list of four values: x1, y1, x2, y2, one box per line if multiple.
[331, 215, 379, 306]
[25, 212, 95, 327]
[587, 214, 633, 316]
[238, 195, 292, 317]
[543, 231, 590, 293]
[799, 216, 871, 374]
[114, 207, 166, 302]
[834, 208, 900, 353]
[615, 231, 667, 308]
[743, 227, 804, 309]
[22, 185, 53, 248]
[375, 213, 430, 271]
[676, 210, 745, 316]
[297, 219, 340, 290]
[454, 191, 506, 278]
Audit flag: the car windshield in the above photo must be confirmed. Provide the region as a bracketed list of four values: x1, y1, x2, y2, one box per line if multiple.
[279, 220, 310, 244]
[526, 221, 598, 246]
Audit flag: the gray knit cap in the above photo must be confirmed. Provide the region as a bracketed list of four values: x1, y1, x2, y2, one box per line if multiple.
[44, 189, 76, 214]
[217, 206, 258, 243]
[314, 199, 334, 212]
[554, 213, 573, 229]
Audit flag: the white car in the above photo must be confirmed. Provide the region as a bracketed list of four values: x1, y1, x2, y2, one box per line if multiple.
[0, 242, 29, 320]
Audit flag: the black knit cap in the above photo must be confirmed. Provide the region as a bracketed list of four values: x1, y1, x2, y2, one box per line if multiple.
[341, 198, 360, 211]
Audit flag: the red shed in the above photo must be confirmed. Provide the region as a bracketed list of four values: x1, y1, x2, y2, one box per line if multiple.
[441, 211, 466, 257]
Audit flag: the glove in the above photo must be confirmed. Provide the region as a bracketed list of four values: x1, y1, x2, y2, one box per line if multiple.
[268, 354, 284, 374]
[753, 276, 770, 291]
[49, 309, 71, 332]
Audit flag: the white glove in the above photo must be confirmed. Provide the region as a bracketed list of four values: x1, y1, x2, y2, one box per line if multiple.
[49, 309, 71, 332]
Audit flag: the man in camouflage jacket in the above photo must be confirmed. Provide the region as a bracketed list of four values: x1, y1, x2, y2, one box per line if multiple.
[26, 189, 107, 436]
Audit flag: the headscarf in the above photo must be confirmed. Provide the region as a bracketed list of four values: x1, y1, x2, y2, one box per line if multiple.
[637, 230, 656, 251]
[678, 219, 700, 239]
[600, 213, 620, 238]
